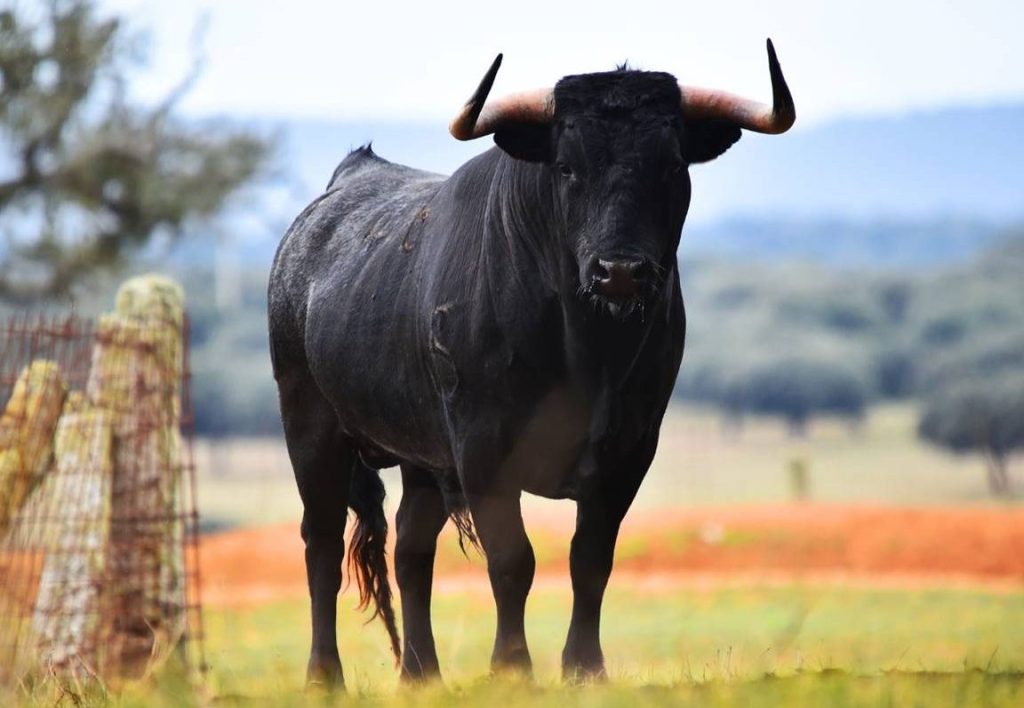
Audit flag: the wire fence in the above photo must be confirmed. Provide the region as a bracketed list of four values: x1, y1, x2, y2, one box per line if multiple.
[0, 310, 203, 687]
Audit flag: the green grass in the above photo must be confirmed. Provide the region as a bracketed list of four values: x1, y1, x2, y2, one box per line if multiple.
[202, 585, 1024, 692]
[8, 583, 1024, 705]
[104, 670, 1024, 708]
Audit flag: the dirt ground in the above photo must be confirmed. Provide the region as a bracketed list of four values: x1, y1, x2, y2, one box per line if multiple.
[199, 504, 1024, 606]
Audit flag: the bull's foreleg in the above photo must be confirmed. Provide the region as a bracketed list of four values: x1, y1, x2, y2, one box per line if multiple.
[395, 465, 448, 682]
[561, 468, 644, 682]
[279, 372, 353, 689]
[467, 491, 536, 676]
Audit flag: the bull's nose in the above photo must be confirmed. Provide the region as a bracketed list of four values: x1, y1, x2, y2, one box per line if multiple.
[591, 258, 648, 298]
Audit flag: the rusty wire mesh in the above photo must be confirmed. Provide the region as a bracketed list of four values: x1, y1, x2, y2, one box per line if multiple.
[0, 312, 203, 686]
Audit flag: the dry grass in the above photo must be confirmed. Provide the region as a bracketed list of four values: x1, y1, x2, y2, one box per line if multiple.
[194, 403, 1020, 532]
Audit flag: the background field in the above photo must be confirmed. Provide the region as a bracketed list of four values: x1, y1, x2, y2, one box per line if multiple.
[194, 403, 1019, 531]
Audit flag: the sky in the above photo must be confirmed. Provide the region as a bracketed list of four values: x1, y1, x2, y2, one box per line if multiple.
[102, 0, 1024, 126]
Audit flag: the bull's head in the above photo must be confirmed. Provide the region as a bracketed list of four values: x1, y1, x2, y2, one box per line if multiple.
[450, 40, 795, 316]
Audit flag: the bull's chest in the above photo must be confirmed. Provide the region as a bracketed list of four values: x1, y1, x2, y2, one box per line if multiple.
[498, 384, 592, 500]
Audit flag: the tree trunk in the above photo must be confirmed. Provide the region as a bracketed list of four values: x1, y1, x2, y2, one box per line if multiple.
[984, 449, 1011, 499]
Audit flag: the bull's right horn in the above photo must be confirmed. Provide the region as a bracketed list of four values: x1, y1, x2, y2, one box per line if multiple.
[449, 54, 555, 141]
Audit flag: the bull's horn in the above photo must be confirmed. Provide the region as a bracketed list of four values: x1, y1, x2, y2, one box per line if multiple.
[679, 38, 796, 134]
[449, 54, 555, 140]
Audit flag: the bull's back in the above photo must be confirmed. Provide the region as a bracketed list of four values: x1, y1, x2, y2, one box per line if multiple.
[268, 147, 453, 466]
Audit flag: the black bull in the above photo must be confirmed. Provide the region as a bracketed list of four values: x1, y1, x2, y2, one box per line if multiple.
[267, 42, 794, 687]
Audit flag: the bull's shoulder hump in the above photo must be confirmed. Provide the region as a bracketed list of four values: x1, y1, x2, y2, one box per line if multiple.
[326, 144, 446, 192]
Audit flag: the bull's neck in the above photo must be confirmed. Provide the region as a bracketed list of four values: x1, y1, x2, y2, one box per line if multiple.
[482, 153, 574, 301]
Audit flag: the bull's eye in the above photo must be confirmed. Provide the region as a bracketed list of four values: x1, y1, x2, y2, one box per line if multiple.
[557, 162, 574, 178]
[667, 160, 684, 178]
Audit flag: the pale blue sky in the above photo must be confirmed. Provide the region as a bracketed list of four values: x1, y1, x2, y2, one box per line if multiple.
[103, 0, 1023, 126]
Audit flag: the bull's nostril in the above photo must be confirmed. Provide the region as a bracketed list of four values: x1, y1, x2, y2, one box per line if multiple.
[591, 257, 646, 298]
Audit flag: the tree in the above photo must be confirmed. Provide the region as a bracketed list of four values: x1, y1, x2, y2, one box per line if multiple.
[725, 358, 867, 436]
[0, 0, 269, 300]
[918, 376, 1024, 498]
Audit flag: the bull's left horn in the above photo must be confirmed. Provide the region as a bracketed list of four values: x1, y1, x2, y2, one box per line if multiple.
[449, 54, 555, 140]
[679, 38, 796, 134]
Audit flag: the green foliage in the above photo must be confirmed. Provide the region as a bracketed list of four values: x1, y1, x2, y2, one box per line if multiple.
[915, 331, 1024, 393]
[919, 376, 1024, 456]
[178, 268, 281, 438]
[722, 358, 866, 432]
[0, 0, 270, 300]
[677, 232, 1024, 428]
[918, 374, 1024, 496]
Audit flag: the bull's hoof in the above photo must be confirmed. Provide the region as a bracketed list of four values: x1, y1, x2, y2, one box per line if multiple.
[399, 664, 443, 686]
[561, 647, 607, 685]
[490, 647, 534, 680]
[562, 663, 608, 685]
[306, 653, 344, 691]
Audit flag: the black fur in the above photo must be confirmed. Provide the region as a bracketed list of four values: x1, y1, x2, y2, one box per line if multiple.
[554, 70, 682, 118]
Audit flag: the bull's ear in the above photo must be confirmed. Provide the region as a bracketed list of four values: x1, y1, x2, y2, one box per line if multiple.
[683, 119, 742, 164]
[493, 123, 553, 163]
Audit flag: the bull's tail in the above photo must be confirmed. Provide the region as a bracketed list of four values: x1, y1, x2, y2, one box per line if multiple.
[347, 463, 401, 664]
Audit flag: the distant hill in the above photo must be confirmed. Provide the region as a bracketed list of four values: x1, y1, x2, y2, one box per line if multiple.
[688, 103, 1024, 224]
[172, 103, 1024, 270]
[680, 217, 1013, 269]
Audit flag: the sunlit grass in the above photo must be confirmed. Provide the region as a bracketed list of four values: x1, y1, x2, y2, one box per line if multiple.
[196, 584, 1024, 703]
[15, 668, 1023, 708]
[7, 583, 1023, 706]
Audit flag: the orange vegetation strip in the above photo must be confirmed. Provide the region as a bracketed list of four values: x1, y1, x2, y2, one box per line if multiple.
[198, 504, 1024, 606]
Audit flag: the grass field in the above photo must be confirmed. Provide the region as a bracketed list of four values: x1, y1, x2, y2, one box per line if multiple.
[14, 582, 1021, 707]
[202, 584, 1024, 690]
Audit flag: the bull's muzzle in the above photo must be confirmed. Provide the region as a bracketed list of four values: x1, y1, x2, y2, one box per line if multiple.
[587, 257, 651, 301]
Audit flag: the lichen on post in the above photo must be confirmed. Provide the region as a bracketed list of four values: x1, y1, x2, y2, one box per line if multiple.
[85, 274, 186, 678]
[0, 360, 66, 535]
[31, 392, 114, 674]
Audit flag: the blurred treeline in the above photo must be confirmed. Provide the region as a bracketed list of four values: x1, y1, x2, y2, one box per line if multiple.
[142, 225, 1022, 442]
[678, 232, 1024, 429]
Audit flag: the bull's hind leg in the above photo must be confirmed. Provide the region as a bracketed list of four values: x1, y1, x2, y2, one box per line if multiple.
[466, 491, 536, 675]
[395, 465, 448, 682]
[277, 370, 354, 689]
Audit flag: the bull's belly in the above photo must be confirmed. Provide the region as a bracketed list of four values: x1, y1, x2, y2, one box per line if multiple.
[330, 391, 453, 471]
[313, 345, 453, 470]
[330, 380, 590, 495]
